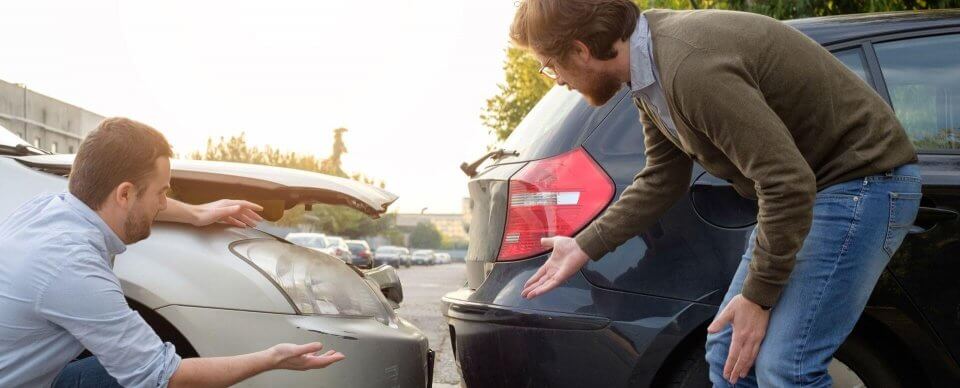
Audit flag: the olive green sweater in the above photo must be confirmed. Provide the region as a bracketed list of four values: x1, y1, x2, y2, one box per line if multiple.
[574, 9, 917, 307]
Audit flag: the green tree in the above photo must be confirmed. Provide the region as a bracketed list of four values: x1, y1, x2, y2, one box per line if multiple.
[383, 227, 407, 246]
[483, 0, 960, 141]
[481, 47, 554, 141]
[409, 221, 443, 249]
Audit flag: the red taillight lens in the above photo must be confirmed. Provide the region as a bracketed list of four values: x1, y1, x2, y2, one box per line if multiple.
[497, 147, 614, 261]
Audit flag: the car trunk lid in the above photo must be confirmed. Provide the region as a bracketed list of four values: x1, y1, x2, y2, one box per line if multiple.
[12, 154, 398, 220]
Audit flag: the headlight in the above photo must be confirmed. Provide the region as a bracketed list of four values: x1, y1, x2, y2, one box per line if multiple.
[231, 239, 397, 325]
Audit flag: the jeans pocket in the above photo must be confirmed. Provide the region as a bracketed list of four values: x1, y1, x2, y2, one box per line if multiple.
[883, 192, 922, 257]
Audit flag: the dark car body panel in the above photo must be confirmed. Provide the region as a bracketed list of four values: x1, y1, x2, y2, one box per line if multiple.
[446, 10, 960, 387]
[785, 9, 960, 46]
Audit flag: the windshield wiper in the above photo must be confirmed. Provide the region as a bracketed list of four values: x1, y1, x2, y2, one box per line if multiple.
[460, 148, 519, 178]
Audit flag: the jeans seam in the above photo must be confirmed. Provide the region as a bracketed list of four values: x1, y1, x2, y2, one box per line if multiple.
[794, 179, 865, 385]
[884, 193, 896, 257]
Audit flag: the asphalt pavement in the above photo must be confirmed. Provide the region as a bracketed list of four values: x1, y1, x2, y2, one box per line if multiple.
[394, 262, 467, 388]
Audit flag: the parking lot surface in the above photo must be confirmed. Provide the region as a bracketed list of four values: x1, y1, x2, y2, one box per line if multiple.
[395, 263, 466, 387]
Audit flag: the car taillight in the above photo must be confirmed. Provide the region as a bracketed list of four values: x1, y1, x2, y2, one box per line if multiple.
[497, 147, 614, 261]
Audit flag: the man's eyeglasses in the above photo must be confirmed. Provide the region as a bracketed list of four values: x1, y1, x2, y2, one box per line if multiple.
[539, 58, 558, 80]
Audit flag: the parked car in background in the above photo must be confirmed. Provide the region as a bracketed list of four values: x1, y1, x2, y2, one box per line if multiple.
[286, 232, 330, 253]
[444, 11, 960, 388]
[323, 236, 356, 265]
[375, 246, 411, 268]
[346, 240, 374, 268]
[434, 253, 451, 264]
[0, 129, 434, 387]
[411, 250, 436, 266]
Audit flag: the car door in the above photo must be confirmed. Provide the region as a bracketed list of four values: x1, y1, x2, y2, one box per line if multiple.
[869, 31, 960, 362]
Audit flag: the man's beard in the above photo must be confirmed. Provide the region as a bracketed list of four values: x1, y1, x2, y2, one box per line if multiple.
[578, 69, 622, 107]
[123, 209, 153, 244]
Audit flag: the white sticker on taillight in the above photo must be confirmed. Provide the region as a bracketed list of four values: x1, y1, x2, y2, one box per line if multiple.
[509, 191, 581, 207]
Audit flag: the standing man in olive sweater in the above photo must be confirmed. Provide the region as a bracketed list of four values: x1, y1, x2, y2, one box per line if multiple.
[513, 1, 920, 386]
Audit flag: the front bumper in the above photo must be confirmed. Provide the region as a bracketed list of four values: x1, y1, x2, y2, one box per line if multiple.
[158, 305, 433, 387]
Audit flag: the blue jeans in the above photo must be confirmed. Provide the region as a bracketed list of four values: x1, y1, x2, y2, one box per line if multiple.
[53, 357, 122, 388]
[705, 164, 922, 387]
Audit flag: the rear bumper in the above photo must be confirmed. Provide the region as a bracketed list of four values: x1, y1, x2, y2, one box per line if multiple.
[158, 305, 433, 387]
[441, 257, 717, 388]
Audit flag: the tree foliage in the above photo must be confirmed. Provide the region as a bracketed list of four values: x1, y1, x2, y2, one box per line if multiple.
[409, 221, 443, 249]
[189, 131, 395, 237]
[481, 47, 554, 142]
[483, 0, 960, 141]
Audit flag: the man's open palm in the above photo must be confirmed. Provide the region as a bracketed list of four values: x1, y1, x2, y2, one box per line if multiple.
[272, 342, 345, 371]
[521, 236, 590, 299]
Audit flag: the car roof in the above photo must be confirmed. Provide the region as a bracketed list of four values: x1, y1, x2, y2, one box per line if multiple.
[786, 9, 960, 45]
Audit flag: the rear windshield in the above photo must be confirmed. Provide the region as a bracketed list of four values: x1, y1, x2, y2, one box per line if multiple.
[346, 242, 366, 252]
[499, 86, 626, 162]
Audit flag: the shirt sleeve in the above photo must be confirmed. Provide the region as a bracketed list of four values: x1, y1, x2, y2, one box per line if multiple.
[672, 50, 817, 308]
[574, 99, 693, 260]
[36, 248, 181, 388]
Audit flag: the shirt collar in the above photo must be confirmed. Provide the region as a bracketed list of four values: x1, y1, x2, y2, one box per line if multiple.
[64, 192, 127, 256]
[628, 14, 655, 94]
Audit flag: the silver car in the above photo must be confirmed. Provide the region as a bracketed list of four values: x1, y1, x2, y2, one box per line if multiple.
[323, 236, 357, 265]
[0, 127, 433, 387]
[286, 232, 331, 253]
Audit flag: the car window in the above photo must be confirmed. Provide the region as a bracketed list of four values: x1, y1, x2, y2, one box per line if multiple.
[875, 33, 960, 151]
[501, 86, 625, 162]
[832, 47, 872, 85]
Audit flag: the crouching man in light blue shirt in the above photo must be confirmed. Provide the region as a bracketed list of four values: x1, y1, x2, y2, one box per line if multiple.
[0, 118, 345, 388]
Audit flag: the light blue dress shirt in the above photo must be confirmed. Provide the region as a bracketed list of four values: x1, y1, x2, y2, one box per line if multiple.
[630, 14, 681, 140]
[0, 193, 180, 388]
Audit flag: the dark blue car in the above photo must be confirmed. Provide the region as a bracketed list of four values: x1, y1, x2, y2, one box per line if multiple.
[444, 10, 960, 387]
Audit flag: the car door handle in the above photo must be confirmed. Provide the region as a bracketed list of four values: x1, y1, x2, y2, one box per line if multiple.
[909, 206, 959, 234]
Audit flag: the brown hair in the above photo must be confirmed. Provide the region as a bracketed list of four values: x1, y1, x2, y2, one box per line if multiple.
[69, 117, 173, 210]
[510, 0, 639, 62]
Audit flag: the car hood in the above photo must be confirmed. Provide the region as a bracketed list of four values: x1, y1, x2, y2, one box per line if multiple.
[13, 154, 398, 220]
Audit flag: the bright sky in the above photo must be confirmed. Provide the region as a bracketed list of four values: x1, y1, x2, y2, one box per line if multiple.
[0, 0, 520, 214]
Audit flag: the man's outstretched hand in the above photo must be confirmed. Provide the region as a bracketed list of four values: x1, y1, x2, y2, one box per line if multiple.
[192, 199, 264, 227]
[520, 236, 591, 299]
[271, 342, 346, 371]
[158, 198, 264, 227]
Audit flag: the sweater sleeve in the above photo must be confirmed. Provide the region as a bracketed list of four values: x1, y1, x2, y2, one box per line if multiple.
[673, 51, 817, 308]
[574, 99, 692, 260]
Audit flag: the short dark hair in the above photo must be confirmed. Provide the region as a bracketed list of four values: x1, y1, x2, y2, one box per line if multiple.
[69, 117, 173, 210]
[510, 0, 639, 61]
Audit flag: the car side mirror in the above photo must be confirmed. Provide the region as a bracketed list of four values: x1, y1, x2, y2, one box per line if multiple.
[362, 264, 404, 309]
